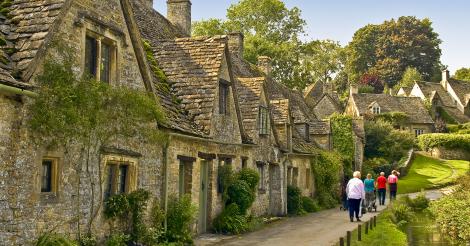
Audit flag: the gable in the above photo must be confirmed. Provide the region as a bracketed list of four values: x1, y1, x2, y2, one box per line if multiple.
[313, 94, 341, 120]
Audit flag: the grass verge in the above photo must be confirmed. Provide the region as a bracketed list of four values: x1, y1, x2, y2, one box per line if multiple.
[398, 154, 469, 194]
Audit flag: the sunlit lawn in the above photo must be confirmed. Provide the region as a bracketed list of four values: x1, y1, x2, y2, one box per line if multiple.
[397, 154, 469, 194]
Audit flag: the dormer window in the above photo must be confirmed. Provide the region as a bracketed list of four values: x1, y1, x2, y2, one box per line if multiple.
[84, 34, 116, 83]
[219, 80, 230, 115]
[258, 106, 270, 135]
[372, 106, 381, 114]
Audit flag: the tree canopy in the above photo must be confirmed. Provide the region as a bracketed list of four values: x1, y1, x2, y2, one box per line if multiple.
[454, 68, 470, 82]
[346, 16, 442, 88]
[397, 67, 423, 89]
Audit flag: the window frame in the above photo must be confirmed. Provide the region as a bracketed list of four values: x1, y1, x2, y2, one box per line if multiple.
[217, 157, 232, 194]
[414, 128, 424, 137]
[84, 32, 117, 84]
[258, 106, 270, 136]
[104, 162, 131, 200]
[372, 106, 381, 114]
[179, 159, 194, 198]
[257, 162, 266, 192]
[40, 157, 59, 194]
[219, 80, 230, 115]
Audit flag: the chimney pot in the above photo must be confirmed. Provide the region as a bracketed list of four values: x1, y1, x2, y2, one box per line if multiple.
[350, 85, 358, 96]
[257, 56, 272, 76]
[227, 32, 244, 58]
[167, 0, 192, 37]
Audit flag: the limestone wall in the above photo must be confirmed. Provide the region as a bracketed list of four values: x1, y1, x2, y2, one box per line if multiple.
[429, 147, 470, 161]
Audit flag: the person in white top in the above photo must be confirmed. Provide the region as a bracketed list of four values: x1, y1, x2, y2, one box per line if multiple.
[346, 171, 366, 222]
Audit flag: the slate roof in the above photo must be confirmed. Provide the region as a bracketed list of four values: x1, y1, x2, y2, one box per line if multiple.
[0, 0, 66, 86]
[416, 81, 455, 107]
[352, 93, 434, 124]
[236, 77, 265, 136]
[270, 99, 290, 124]
[310, 120, 330, 135]
[397, 86, 412, 96]
[448, 79, 470, 106]
[292, 127, 318, 154]
[152, 36, 227, 134]
[303, 81, 323, 107]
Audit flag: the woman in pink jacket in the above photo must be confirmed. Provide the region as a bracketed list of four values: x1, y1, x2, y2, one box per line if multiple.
[346, 171, 366, 222]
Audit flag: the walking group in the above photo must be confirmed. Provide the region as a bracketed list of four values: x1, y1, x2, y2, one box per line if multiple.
[341, 170, 400, 222]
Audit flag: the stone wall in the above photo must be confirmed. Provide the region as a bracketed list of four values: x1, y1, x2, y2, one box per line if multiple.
[429, 147, 470, 161]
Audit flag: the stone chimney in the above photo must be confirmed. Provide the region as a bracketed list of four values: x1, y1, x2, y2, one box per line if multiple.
[227, 32, 244, 58]
[441, 69, 450, 90]
[350, 84, 358, 96]
[167, 0, 192, 37]
[257, 56, 272, 76]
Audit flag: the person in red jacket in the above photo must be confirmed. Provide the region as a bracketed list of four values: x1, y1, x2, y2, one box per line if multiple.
[376, 172, 387, 205]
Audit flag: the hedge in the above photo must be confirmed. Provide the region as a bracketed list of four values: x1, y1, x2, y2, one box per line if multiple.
[417, 133, 470, 151]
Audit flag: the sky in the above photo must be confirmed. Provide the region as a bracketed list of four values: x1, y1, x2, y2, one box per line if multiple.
[153, 0, 470, 74]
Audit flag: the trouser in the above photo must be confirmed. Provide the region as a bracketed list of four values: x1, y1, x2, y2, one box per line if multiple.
[365, 191, 375, 209]
[389, 183, 397, 200]
[378, 188, 386, 205]
[348, 198, 361, 219]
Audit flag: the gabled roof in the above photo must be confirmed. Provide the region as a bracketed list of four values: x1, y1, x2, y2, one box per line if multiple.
[303, 80, 324, 107]
[416, 81, 455, 107]
[351, 93, 433, 124]
[292, 127, 318, 154]
[152, 36, 228, 134]
[448, 79, 470, 106]
[270, 99, 290, 124]
[236, 77, 265, 135]
[310, 120, 330, 135]
[397, 86, 412, 96]
[0, 0, 68, 85]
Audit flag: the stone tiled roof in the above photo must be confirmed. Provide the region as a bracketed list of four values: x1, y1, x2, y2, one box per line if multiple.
[448, 79, 470, 106]
[352, 93, 434, 124]
[397, 86, 412, 96]
[270, 99, 290, 124]
[416, 81, 455, 107]
[129, 0, 183, 44]
[0, 67, 30, 89]
[304, 81, 324, 107]
[236, 77, 264, 136]
[152, 36, 227, 134]
[310, 120, 330, 135]
[292, 127, 318, 154]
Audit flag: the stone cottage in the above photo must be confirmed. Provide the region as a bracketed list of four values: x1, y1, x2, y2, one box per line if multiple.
[0, 0, 344, 243]
[401, 70, 470, 123]
[304, 80, 343, 120]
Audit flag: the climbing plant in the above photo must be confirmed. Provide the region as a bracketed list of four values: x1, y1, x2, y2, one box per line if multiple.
[310, 151, 342, 208]
[27, 43, 167, 239]
[329, 113, 354, 173]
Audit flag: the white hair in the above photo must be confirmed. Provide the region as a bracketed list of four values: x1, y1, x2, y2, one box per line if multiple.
[380, 172, 385, 176]
[353, 171, 361, 178]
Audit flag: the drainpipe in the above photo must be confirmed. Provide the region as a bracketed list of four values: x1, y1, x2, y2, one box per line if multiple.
[162, 138, 170, 232]
[0, 84, 37, 97]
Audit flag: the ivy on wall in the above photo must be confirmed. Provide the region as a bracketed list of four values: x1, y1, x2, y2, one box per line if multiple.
[311, 150, 342, 208]
[330, 113, 354, 173]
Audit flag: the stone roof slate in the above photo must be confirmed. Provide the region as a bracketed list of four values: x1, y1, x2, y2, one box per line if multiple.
[270, 99, 290, 124]
[152, 36, 227, 134]
[416, 81, 455, 107]
[448, 79, 470, 106]
[236, 77, 264, 136]
[352, 93, 433, 124]
[310, 120, 330, 135]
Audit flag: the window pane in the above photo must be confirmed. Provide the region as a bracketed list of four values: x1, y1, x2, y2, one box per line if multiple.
[219, 83, 228, 114]
[101, 43, 111, 83]
[179, 162, 185, 195]
[105, 165, 115, 199]
[118, 165, 128, 194]
[85, 36, 97, 78]
[41, 160, 53, 192]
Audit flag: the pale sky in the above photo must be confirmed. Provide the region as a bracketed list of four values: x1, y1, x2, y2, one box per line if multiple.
[153, 0, 470, 74]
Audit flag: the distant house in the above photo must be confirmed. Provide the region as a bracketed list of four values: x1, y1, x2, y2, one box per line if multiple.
[401, 70, 470, 123]
[304, 80, 343, 120]
[396, 86, 412, 97]
[346, 87, 434, 137]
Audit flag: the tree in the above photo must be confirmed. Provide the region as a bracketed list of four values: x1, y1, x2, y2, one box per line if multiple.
[454, 68, 470, 82]
[301, 40, 345, 84]
[193, 0, 314, 89]
[347, 16, 442, 88]
[397, 67, 423, 89]
[359, 73, 384, 93]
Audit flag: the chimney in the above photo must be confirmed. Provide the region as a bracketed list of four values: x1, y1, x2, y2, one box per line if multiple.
[227, 32, 244, 58]
[167, 0, 192, 37]
[389, 87, 394, 96]
[350, 84, 358, 96]
[441, 69, 450, 90]
[257, 56, 272, 76]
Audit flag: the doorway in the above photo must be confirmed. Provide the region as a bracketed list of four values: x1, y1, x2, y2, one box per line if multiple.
[198, 160, 209, 233]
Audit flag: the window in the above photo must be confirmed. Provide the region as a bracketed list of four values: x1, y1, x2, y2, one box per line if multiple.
[414, 129, 424, 137]
[293, 168, 299, 187]
[217, 158, 232, 193]
[305, 168, 311, 189]
[241, 157, 248, 169]
[258, 106, 270, 135]
[105, 162, 130, 200]
[219, 81, 229, 114]
[257, 162, 265, 191]
[41, 158, 58, 193]
[287, 167, 293, 186]
[372, 106, 381, 114]
[84, 35, 115, 83]
[179, 160, 193, 197]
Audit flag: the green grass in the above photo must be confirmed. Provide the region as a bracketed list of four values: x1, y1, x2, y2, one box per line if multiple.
[397, 153, 470, 194]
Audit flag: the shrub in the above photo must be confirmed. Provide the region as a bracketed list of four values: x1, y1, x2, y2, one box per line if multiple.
[105, 233, 130, 246]
[104, 194, 129, 219]
[408, 193, 429, 212]
[126, 189, 151, 242]
[418, 133, 470, 151]
[330, 114, 354, 170]
[447, 123, 470, 134]
[226, 180, 255, 215]
[236, 168, 260, 191]
[389, 203, 414, 226]
[78, 235, 96, 246]
[218, 164, 235, 201]
[213, 203, 248, 234]
[301, 196, 320, 213]
[311, 151, 341, 208]
[165, 194, 198, 244]
[35, 233, 78, 246]
[287, 185, 305, 215]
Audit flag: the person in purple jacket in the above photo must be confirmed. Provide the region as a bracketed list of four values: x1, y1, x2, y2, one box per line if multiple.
[346, 171, 366, 222]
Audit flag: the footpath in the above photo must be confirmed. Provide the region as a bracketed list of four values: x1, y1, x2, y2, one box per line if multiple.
[195, 190, 444, 246]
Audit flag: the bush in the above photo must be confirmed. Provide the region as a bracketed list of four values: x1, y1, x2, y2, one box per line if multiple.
[448, 123, 470, 134]
[35, 233, 78, 246]
[236, 168, 260, 191]
[78, 235, 96, 246]
[104, 194, 129, 219]
[287, 185, 305, 215]
[226, 180, 255, 215]
[311, 151, 341, 208]
[389, 203, 414, 227]
[418, 133, 470, 151]
[213, 203, 248, 234]
[408, 193, 429, 212]
[301, 196, 320, 213]
[105, 233, 130, 246]
[218, 164, 235, 201]
[165, 194, 198, 244]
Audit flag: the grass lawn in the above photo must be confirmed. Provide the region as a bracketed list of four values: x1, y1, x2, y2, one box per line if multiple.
[397, 153, 470, 194]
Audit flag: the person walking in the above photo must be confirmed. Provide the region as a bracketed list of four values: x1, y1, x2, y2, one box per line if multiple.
[346, 171, 365, 222]
[376, 172, 387, 205]
[364, 173, 375, 211]
[388, 170, 400, 201]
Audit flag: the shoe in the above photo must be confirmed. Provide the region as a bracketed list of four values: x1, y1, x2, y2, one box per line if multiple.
[350, 217, 353, 222]
[356, 218, 361, 222]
